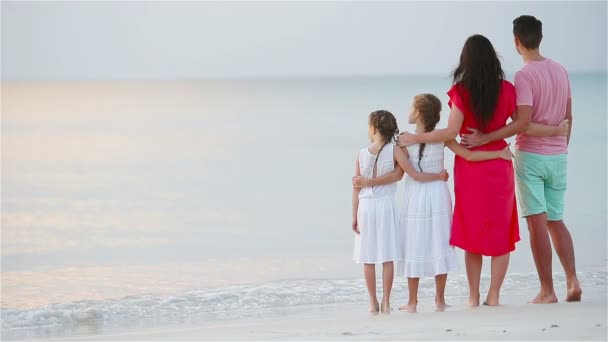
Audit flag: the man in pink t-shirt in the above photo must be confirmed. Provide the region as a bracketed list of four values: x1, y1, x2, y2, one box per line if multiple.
[511, 15, 581, 305]
[460, 15, 581, 305]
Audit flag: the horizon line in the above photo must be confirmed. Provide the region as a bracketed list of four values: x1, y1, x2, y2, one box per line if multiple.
[2, 70, 607, 84]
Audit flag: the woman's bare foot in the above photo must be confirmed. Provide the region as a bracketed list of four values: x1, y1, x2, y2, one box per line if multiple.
[566, 280, 582, 302]
[435, 303, 451, 312]
[398, 302, 417, 313]
[529, 291, 558, 304]
[467, 294, 480, 307]
[369, 300, 380, 314]
[380, 301, 391, 315]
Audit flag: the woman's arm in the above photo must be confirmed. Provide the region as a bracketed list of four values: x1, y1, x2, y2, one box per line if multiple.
[461, 106, 531, 148]
[397, 105, 464, 146]
[446, 140, 512, 161]
[352, 155, 361, 234]
[525, 120, 569, 137]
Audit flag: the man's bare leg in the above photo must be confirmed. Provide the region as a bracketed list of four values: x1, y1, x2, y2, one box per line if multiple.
[547, 219, 582, 301]
[527, 213, 558, 303]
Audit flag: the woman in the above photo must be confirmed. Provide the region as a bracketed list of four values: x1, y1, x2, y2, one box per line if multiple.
[398, 34, 525, 306]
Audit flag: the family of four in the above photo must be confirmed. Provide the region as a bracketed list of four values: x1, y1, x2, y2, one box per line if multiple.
[351, 15, 582, 314]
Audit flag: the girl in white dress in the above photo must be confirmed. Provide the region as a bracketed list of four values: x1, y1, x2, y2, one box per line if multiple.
[354, 95, 512, 313]
[352, 110, 448, 314]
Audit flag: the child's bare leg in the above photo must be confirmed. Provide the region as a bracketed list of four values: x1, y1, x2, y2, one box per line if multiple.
[465, 251, 482, 307]
[399, 277, 419, 313]
[547, 220, 582, 301]
[364, 264, 379, 313]
[381, 261, 394, 314]
[527, 214, 558, 304]
[485, 253, 509, 306]
[435, 273, 448, 311]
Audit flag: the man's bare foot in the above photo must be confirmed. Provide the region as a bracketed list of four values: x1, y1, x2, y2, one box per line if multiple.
[484, 292, 500, 306]
[380, 301, 391, 314]
[529, 291, 558, 304]
[566, 281, 582, 302]
[369, 300, 380, 314]
[398, 302, 417, 313]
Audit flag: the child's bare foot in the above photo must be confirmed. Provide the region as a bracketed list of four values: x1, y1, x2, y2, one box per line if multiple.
[380, 301, 391, 315]
[435, 296, 450, 312]
[529, 291, 558, 304]
[566, 280, 582, 302]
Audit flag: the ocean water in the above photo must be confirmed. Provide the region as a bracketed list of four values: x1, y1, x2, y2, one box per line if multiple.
[2, 74, 607, 340]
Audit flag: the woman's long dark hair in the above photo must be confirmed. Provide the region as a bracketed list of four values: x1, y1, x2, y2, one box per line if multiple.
[452, 34, 505, 131]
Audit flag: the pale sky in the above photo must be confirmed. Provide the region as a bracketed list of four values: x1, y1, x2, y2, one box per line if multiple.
[2, 1, 606, 80]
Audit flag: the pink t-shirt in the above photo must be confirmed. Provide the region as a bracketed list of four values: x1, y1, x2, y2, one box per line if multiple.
[514, 59, 571, 155]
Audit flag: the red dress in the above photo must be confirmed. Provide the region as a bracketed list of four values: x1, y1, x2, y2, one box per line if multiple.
[448, 81, 520, 256]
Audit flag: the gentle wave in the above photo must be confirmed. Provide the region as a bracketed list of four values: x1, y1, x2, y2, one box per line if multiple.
[2, 271, 606, 340]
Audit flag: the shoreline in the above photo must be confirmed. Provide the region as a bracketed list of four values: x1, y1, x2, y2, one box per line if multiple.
[44, 293, 607, 341]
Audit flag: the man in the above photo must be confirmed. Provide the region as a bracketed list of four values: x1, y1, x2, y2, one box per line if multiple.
[461, 15, 581, 303]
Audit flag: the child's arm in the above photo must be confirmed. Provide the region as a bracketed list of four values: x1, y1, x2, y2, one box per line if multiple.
[525, 120, 569, 137]
[352, 157, 404, 189]
[353, 166, 404, 187]
[352, 155, 361, 235]
[446, 139, 512, 161]
[353, 147, 448, 188]
[394, 147, 449, 182]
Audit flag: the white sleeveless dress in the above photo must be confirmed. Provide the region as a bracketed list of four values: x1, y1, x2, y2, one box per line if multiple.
[353, 144, 402, 264]
[396, 142, 459, 277]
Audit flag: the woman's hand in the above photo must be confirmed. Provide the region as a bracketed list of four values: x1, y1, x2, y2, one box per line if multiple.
[396, 132, 417, 147]
[460, 128, 489, 148]
[499, 145, 514, 161]
[352, 176, 370, 189]
[439, 169, 449, 181]
[352, 219, 360, 234]
[556, 119, 570, 136]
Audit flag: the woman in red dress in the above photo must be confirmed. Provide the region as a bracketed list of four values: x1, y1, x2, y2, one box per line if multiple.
[399, 35, 526, 306]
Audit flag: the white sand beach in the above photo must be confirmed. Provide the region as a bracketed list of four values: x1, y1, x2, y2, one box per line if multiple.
[47, 290, 606, 341]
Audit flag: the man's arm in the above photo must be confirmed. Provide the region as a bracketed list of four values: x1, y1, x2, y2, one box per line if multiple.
[461, 106, 531, 148]
[566, 98, 573, 145]
[525, 120, 569, 137]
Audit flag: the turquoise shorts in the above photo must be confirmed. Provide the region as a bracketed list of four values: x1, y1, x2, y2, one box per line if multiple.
[515, 151, 568, 221]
